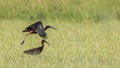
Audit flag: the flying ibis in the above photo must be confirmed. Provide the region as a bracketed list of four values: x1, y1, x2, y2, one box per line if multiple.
[21, 21, 56, 45]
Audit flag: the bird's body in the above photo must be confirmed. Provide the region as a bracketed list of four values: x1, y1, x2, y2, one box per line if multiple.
[21, 20, 56, 55]
[24, 46, 44, 55]
[24, 40, 49, 55]
[23, 21, 47, 38]
[21, 20, 56, 45]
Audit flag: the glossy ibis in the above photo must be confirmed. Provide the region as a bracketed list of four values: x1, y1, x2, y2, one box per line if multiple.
[24, 39, 50, 55]
[21, 21, 56, 45]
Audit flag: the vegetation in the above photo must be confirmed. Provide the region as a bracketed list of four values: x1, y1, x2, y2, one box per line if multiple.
[0, 0, 120, 68]
[0, 0, 120, 21]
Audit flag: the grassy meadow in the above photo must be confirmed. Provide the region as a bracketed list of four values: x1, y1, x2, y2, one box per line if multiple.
[0, 0, 120, 68]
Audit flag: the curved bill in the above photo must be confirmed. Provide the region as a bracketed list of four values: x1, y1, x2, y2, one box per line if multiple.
[49, 26, 56, 30]
[44, 40, 50, 45]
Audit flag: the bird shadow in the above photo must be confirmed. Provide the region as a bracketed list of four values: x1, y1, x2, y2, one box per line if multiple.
[24, 46, 44, 55]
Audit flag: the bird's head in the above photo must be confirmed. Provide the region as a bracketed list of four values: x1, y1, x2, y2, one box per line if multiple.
[42, 39, 50, 45]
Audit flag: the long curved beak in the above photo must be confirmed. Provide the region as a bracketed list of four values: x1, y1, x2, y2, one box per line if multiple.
[44, 25, 56, 31]
[49, 26, 56, 30]
[44, 40, 50, 45]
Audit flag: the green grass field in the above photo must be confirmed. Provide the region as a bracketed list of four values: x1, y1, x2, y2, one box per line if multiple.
[0, 0, 120, 21]
[0, 0, 120, 68]
[0, 19, 120, 68]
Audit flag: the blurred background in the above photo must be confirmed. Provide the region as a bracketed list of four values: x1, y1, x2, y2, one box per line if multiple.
[0, 0, 120, 21]
[0, 0, 120, 68]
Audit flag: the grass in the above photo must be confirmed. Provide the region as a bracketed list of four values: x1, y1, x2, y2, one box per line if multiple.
[0, 0, 120, 67]
[0, 19, 120, 68]
[0, 0, 120, 21]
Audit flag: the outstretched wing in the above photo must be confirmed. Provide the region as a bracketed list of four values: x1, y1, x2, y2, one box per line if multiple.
[30, 21, 47, 38]
[23, 21, 44, 31]
[36, 24, 47, 38]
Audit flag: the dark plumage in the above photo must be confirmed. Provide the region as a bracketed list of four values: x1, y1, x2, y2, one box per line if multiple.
[24, 40, 50, 55]
[23, 21, 46, 38]
[21, 21, 56, 45]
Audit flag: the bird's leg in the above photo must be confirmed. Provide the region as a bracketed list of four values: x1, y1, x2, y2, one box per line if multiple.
[21, 34, 30, 45]
[44, 25, 56, 31]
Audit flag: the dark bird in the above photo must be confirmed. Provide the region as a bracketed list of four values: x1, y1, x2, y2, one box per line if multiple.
[24, 39, 50, 55]
[21, 21, 56, 45]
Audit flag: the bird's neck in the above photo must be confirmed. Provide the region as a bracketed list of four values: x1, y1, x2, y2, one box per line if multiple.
[41, 42, 44, 47]
[44, 26, 49, 31]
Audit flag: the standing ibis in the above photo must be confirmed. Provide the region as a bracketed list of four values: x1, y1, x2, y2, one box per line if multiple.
[21, 21, 56, 45]
[24, 39, 50, 55]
